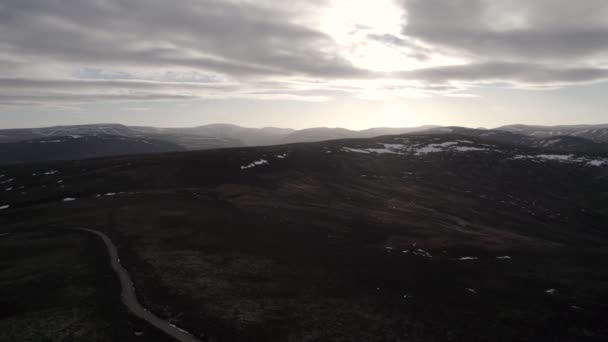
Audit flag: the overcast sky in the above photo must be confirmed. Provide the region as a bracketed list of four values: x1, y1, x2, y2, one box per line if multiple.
[1, 0, 608, 129]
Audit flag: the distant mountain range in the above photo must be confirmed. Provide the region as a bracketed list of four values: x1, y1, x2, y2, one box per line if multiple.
[0, 123, 607, 164]
[0, 123, 439, 148]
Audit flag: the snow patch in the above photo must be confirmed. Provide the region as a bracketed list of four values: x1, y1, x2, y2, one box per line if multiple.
[241, 159, 269, 170]
[383, 143, 407, 149]
[496, 256, 511, 259]
[512, 154, 608, 167]
[342, 141, 493, 156]
[344, 144, 409, 155]
[416, 141, 457, 153]
[401, 248, 432, 258]
[342, 147, 370, 154]
[0, 205, 9, 210]
[415, 249, 432, 258]
[62, 197, 76, 202]
[453, 146, 489, 152]
[414, 142, 461, 155]
[588, 159, 607, 166]
[365, 148, 401, 154]
[458, 257, 478, 261]
[537, 154, 573, 161]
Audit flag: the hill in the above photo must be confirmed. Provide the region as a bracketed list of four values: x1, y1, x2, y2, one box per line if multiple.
[130, 124, 295, 148]
[425, 126, 608, 154]
[281, 127, 359, 143]
[0, 135, 184, 165]
[497, 124, 608, 142]
[0, 123, 436, 148]
[1, 133, 607, 341]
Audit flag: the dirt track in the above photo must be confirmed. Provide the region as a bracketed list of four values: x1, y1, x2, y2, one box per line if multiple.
[75, 228, 202, 342]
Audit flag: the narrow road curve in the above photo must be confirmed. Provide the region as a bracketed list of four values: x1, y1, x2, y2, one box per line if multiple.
[74, 228, 202, 342]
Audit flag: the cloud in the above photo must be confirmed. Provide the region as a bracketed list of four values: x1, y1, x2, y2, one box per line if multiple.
[401, 0, 608, 61]
[0, 0, 608, 107]
[0, 0, 369, 105]
[404, 62, 608, 85]
[366, 34, 433, 61]
[0, 0, 366, 77]
[387, 0, 608, 91]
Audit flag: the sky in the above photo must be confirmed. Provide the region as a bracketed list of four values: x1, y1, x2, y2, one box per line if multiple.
[1, 0, 608, 129]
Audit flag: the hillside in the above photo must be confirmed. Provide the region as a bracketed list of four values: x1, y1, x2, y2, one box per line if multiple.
[0, 135, 184, 165]
[0, 124, 141, 143]
[497, 124, 608, 142]
[281, 127, 359, 143]
[425, 126, 608, 154]
[1, 133, 607, 341]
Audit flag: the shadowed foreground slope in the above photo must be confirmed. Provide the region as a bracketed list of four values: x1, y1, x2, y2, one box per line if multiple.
[1, 133, 607, 341]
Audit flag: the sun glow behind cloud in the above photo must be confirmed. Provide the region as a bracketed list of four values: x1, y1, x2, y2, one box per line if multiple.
[320, 0, 415, 72]
[318, 0, 467, 73]
[1, 0, 608, 129]
[313, 0, 473, 101]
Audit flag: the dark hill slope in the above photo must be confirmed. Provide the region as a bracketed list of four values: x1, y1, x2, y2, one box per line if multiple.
[0, 134, 184, 165]
[425, 126, 608, 154]
[497, 123, 608, 142]
[530, 135, 608, 153]
[0, 123, 140, 143]
[1, 134, 607, 341]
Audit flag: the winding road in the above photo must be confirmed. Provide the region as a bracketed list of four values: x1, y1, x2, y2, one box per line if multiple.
[75, 228, 202, 342]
